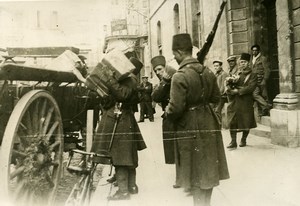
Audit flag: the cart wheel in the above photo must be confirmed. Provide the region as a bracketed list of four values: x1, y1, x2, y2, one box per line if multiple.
[0, 90, 63, 206]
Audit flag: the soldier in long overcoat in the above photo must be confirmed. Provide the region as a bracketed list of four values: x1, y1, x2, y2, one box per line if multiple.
[72, 59, 147, 200]
[151, 55, 180, 188]
[226, 53, 257, 148]
[166, 33, 229, 206]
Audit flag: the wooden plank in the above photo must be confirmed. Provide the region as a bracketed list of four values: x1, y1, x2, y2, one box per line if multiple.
[0, 63, 77, 82]
[6, 47, 80, 57]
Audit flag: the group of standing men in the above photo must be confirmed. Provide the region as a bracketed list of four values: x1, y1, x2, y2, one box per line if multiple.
[212, 44, 271, 149]
[72, 33, 233, 206]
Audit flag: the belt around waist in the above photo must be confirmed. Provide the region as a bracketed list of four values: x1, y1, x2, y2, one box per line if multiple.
[188, 104, 207, 111]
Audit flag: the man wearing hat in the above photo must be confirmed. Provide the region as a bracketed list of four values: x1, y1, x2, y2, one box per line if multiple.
[226, 53, 257, 149]
[213, 60, 228, 124]
[137, 75, 154, 122]
[166, 33, 229, 206]
[151, 55, 180, 188]
[227, 55, 239, 76]
[72, 57, 147, 200]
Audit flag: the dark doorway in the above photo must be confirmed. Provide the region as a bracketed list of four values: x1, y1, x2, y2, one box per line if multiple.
[262, 0, 279, 104]
[252, 0, 279, 104]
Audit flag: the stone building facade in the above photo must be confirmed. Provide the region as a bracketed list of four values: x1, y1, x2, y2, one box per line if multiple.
[148, 0, 300, 147]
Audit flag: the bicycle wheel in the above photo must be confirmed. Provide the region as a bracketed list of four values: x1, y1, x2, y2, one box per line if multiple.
[64, 174, 91, 206]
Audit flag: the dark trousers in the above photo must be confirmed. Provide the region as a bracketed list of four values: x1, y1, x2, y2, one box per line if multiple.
[115, 166, 136, 193]
[214, 97, 227, 121]
[139, 101, 154, 121]
[193, 187, 213, 206]
[253, 86, 269, 115]
[230, 129, 250, 141]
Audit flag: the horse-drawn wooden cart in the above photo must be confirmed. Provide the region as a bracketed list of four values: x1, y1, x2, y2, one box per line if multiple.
[0, 48, 100, 205]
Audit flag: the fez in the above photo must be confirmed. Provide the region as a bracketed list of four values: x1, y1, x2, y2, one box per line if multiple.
[213, 60, 223, 65]
[227, 55, 236, 62]
[240, 53, 251, 62]
[151, 56, 166, 69]
[130, 57, 143, 75]
[172, 33, 193, 51]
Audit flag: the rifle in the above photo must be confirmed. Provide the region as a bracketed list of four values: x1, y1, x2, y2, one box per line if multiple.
[197, 0, 227, 64]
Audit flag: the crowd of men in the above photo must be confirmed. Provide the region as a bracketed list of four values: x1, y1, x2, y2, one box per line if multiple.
[72, 32, 271, 206]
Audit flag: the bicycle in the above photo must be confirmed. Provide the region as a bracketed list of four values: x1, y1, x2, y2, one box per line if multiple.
[64, 149, 112, 206]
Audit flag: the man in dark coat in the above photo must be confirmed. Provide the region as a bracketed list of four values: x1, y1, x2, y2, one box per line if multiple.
[151, 55, 180, 187]
[226, 53, 257, 148]
[72, 58, 147, 200]
[166, 33, 229, 206]
[137, 76, 154, 122]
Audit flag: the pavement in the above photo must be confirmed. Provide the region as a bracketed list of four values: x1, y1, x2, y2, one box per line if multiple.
[90, 109, 300, 206]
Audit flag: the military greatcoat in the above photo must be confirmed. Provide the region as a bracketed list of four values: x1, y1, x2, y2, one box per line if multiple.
[89, 74, 147, 167]
[227, 68, 257, 130]
[152, 78, 175, 164]
[166, 57, 229, 190]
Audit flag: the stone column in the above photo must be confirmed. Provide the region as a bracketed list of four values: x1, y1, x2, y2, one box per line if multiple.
[271, 0, 300, 147]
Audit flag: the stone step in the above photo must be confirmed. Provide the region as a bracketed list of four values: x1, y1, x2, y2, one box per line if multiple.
[250, 123, 271, 138]
[260, 116, 270, 127]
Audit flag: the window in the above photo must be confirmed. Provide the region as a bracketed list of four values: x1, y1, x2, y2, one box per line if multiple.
[36, 10, 40, 28]
[52, 11, 58, 29]
[173, 4, 180, 34]
[157, 21, 162, 54]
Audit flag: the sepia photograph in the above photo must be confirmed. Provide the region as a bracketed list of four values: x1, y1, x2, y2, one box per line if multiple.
[0, 0, 300, 206]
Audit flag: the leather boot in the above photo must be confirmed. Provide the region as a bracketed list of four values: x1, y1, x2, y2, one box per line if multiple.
[227, 131, 237, 149]
[128, 168, 138, 194]
[227, 140, 237, 149]
[240, 130, 249, 147]
[239, 138, 247, 147]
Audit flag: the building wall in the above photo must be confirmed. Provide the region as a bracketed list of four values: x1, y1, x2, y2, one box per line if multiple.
[292, 0, 300, 93]
[0, 1, 109, 67]
[200, 0, 229, 69]
[149, 0, 229, 71]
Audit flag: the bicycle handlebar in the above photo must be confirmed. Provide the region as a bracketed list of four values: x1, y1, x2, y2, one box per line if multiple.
[71, 149, 111, 158]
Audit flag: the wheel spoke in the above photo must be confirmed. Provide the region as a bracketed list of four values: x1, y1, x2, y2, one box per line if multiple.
[39, 99, 48, 134]
[12, 149, 27, 158]
[49, 140, 61, 151]
[10, 166, 25, 180]
[42, 107, 54, 135]
[16, 133, 28, 148]
[31, 99, 40, 134]
[45, 121, 59, 141]
[23, 111, 33, 137]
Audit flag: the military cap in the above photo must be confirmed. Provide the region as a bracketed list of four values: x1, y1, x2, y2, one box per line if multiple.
[213, 60, 223, 65]
[240, 53, 251, 62]
[151, 56, 166, 69]
[129, 57, 143, 75]
[227, 55, 236, 62]
[172, 33, 193, 51]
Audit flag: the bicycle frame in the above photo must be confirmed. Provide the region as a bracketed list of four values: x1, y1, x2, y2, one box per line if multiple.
[64, 149, 111, 206]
